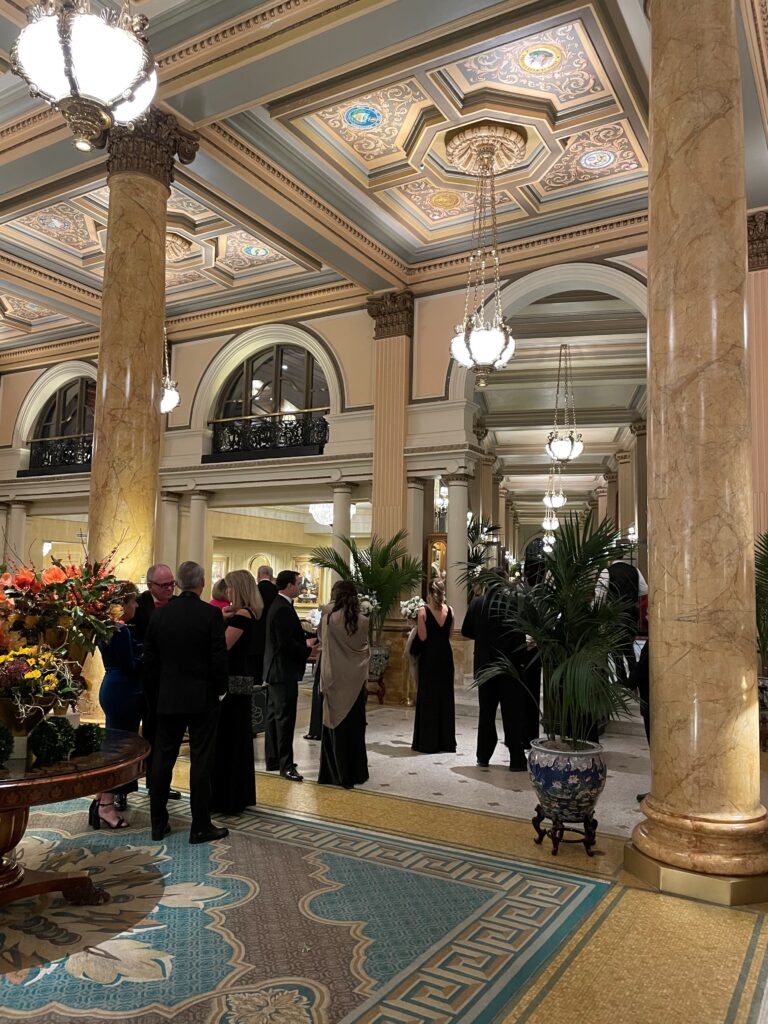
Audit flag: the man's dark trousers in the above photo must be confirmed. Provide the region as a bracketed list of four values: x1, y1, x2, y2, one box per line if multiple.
[477, 674, 526, 767]
[266, 680, 299, 774]
[150, 707, 220, 833]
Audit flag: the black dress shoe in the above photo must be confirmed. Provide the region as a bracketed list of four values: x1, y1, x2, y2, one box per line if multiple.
[476, 759, 489, 767]
[151, 821, 171, 841]
[280, 766, 304, 782]
[303, 734, 320, 741]
[168, 789, 182, 800]
[189, 826, 229, 845]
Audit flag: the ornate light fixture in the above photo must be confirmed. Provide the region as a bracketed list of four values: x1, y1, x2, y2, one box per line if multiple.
[542, 532, 556, 554]
[446, 121, 526, 387]
[11, 1, 157, 152]
[545, 344, 584, 462]
[541, 513, 560, 532]
[309, 503, 357, 527]
[543, 466, 567, 509]
[160, 327, 180, 415]
[434, 483, 449, 521]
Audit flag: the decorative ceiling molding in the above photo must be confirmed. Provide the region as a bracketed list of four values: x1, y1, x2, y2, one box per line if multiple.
[0, 0, 25, 27]
[0, 107, 68, 164]
[0, 334, 99, 371]
[0, 251, 101, 314]
[199, 122, 407, 284]
[748, 209, 768, 270]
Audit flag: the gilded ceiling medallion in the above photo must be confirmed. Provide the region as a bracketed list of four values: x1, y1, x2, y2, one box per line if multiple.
[343, 104, 383, 130]
[445, 121, 527, 175]
[165, 232, 193, 262]
[518, 43, 562, 73]
[579, 149, 616, 170]
[429, 191, 461, 211]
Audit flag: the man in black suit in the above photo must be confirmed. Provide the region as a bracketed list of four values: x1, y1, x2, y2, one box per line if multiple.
[144, 560, 229, 844]
[256, 564, 278, 612]
[462, 567, 529, 771]
[263, 569, 316, 781]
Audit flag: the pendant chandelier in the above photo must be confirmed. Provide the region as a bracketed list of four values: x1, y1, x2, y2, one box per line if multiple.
[435, 483, 449, 517]
[11, 1, 157, 152]
[541, 513, 560, 532]
[160, 327, 180, 415]
[545, 344, 584, 462]
[309, 503, 357, 527]
[446, 121, 526, 387]
[542, 531, 556, 554]
[543, 465, 567, 509]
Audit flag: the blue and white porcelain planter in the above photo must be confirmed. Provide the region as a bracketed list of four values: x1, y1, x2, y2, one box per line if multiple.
[528, 738, 607, 822]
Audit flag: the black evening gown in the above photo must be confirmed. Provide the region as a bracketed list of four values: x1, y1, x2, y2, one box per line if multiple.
[318, 686, 369, 788]
[211, 613, 257, 815]
[412, 607, 456, 753]
[307, 656, 323, 739]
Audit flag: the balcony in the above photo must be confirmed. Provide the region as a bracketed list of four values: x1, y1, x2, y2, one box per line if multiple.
[203, 409, 329, 463]
[18, 434, 93, 477]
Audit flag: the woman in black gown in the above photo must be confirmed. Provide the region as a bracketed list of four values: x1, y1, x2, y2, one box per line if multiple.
[211, 569, 263, 815]
[411, 579, 456, 754]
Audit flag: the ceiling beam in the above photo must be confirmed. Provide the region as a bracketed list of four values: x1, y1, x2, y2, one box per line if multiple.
[483, 365, 646, 389]
[486, 407, 640, 429]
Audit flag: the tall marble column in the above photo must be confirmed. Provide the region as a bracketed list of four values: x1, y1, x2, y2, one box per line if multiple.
[629, 0, 768, 889]
[188, 491, 210, 569]
[605, 470, 618, 529]
[6, 501, 27, 564]
[498, 486, 509, 549]
[406, 478, 426, 567]
[332, 483, 353, 571]
[631, 422, 648, 575]
[595, 482, 609, 524]
[445, 474, 469, 628]
[616, 450, 634, 535]
[748, 213, 768, 535]
[367, 292, 412, 540]
[157, 491, 181, 573]
[480, 456, 494, 521]
[88, 111, 198, 583]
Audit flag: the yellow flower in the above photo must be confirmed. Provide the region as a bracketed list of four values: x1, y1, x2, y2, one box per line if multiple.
[43, 674, 57, 685]
[24, 670, 41, 680]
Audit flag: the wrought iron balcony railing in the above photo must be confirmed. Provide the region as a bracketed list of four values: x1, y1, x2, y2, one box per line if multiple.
[204, 409, 329, 463]
[20, 433, 93, 476]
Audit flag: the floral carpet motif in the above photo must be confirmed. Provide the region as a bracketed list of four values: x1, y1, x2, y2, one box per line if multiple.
[0, 796, 610, 1023]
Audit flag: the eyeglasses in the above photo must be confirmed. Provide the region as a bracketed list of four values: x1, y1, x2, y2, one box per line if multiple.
[148, 579, 176, 590]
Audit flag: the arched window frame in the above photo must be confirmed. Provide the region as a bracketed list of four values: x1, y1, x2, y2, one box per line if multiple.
[214, 343, 330, 422]
[32, 376, 95, 441]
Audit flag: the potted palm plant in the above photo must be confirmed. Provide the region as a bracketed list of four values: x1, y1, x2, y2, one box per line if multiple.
[310, 530, 423, 690]
[755, 531, 768, 750]
[477, 512, 635, 853]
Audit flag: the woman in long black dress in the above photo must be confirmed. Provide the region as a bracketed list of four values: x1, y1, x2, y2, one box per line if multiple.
[412, 579, 456, 754]
[317, 581, 370, 788]
[211, 569, 263, 815]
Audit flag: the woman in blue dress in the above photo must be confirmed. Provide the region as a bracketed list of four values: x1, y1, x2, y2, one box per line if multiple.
[89, 583, 142, 830]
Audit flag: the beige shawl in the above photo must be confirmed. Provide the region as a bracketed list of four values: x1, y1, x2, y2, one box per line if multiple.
[319, 605, 370, 729]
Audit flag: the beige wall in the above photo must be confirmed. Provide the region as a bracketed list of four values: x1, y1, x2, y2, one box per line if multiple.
[412, 289, 464, 400]
[25, 516, 86, 567]
[167, 335, 232, 430]
[303, 308, 375, 409]
[0, 368, 45, 445]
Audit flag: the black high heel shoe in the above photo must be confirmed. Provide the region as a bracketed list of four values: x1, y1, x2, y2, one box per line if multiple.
[89, 798, 129, 830]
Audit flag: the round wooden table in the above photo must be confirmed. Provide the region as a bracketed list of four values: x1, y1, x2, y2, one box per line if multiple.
[0, 729, 149, 907]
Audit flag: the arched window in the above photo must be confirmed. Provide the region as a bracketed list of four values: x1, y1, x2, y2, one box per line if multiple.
[25, 377, 95, 475]
[208, 344, 330, 460]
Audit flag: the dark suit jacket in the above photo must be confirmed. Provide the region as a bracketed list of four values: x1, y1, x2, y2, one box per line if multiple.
[258, 579, 278, 612]
[263, 595, 308, 685]
[132, 590, 160, 645]
[144, 591, 228, 715]
[461, 591, 525, 677]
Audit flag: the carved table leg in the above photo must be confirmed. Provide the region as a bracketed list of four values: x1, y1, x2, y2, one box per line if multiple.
[0, 807, 29, 890]
[532, 804, 547, 845]
[550, 815, 565, 856]
[583, 813, 598, 856]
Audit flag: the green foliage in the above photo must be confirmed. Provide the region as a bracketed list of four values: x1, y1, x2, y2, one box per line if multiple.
[0, 724, 12, 768]
[310, 530, 422, 642]
[476, 512, 636, 745]
[29, 716, 76, 766]
[74, 722, 105, 757]
[458, 514, 500, 595]
[756, 531, 768, 675]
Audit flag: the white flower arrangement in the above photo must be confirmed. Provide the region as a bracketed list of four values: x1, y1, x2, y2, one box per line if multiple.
[358, 593, 379, 617]
[400, 595, 425, 620]
[307, 608, 322, 629]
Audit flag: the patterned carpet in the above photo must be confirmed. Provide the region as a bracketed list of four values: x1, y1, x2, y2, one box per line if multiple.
[2, 791, 768, 1023]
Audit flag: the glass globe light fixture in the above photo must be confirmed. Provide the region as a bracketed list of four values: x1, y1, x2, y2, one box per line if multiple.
[541, 514, 560, 531]
[159, 327, 180, 414]
[309, 503, 334, 527]
[545, 345, 584, 462]
[543, 465, 567, 508]
[11, 1, 158, 152]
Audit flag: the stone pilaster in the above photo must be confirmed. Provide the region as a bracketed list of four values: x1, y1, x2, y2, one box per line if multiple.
[5, 501, 28, 564]
[157, 491, 181, 572]
[747, 221, 768, 534]
[631, 421, 648, 575]
[445, 473, 469, 628]
[595, 483, 609, 524]
[332, 483, 353, 578]
[188, 491, 211, 569]
[616, 449, 634, 535]
[406, 478, 426, 568]
[604, 469, 618, 528]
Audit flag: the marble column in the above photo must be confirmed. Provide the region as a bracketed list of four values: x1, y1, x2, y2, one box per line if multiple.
[595, 482, 609, 524]
[332, 483, 353, 572]
[498, 486, 509, 549]
[188, 491, 210, 569]
[87, 111, 198, 583]
[605, 470, 618, 529]
[631, 0, 768, 881]
[616, 450, 634, 535]
[445, 474, 469, 628]
[406, 478, 426, 568]
[6, 501, 27, 564]
[367, 292, 412, 540]
[631, 422, 648, 575]
[468, 464, 482, 518]
[747, 214, 768, 535]
[480, 456, 494, 522]
[157, 491, 181, 573]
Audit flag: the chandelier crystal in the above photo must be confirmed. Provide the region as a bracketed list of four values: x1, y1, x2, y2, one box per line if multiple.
[160, 326, 180, 415]
[446, 121, 526, 387]
[11, 1, 157, 152]
[545, 343, 584, 462]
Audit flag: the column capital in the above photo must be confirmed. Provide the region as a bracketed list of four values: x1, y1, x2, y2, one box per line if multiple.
[444, 473, 470, 485]
[604, 469, 618, 483]
[748, 211, 768, 271]
[107, 109, 199, 189]
[493, 472, 505, 485]
[8, 500, 29, 511]
[190, 490, 213, 502]
[407, 477, 427, 490]
[595, 483, 608, 497]
[160, 491, 182, 504]
[630, 420, 647, 437]
[366, 290, 414, 339]
[616, 450, 632, 465]
[472, 416, 488, 443]
[332, 481, 353, 494]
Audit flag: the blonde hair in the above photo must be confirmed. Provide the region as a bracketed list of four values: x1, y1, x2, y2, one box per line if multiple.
[224, 569, 264, 620]
[211, 578, 229, 602]
[429, 579, 446, 607]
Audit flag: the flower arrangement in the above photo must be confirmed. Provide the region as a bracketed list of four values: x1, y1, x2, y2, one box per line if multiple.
[0, 645, 81, 717]
[358, 594, 379, 619]
[400, 596, 425, 620]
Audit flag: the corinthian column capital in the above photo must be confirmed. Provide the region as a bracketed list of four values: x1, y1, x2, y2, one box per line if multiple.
[366, 290, 415, 339]
[107, 109, 199, 188]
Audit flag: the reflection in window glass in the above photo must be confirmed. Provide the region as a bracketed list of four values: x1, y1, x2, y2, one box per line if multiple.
[279, 347, 306, 414]
[249, 351, 275, 416]
[215, 344, 330, 422]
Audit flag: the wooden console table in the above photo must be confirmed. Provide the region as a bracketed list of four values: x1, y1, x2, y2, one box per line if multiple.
[0, 729, 149, 907]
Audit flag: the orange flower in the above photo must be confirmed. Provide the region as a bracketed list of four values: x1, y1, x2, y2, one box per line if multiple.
[13, 569, 38, 590]
[41, 566, 67, 585]
[0, 573, 12, 589]
[66, 564, 81, 579]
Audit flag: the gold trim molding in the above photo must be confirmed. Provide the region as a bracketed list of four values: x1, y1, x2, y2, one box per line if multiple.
[0, 252, 101, 312]
[0, 334, 99, 371]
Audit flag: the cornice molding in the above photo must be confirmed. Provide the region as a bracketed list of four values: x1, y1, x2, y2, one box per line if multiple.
[0, 334, 99, 371]
[748, 209, 768, 270]
[0, 106, 69, 163]
[199, 123, 406, 284]
[366, 289, 414, 339]
[0, 251, 101, 310]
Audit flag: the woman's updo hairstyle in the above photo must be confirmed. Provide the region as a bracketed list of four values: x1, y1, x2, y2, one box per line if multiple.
[429, 579, 446, 606]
